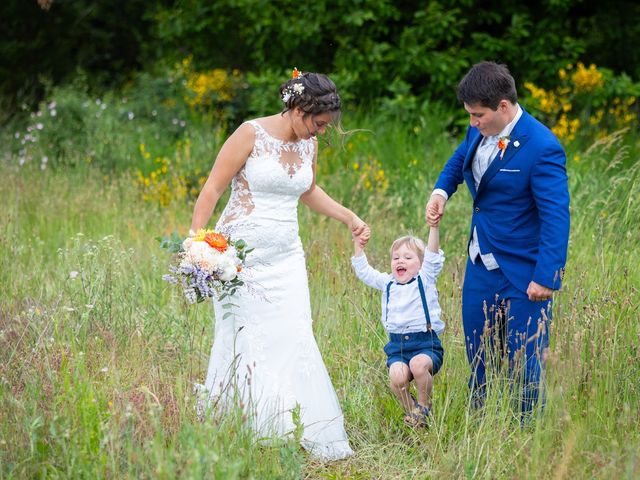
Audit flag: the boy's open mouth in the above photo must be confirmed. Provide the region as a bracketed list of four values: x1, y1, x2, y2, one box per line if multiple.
[396, 267, 406, 274]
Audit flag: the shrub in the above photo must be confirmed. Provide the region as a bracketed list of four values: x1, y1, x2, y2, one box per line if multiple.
[524, 63, 639, 147]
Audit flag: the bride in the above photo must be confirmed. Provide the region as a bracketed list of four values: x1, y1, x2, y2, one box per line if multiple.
[189, 69, 369, 460]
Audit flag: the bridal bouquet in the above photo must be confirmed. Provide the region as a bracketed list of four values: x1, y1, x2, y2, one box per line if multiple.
[161, 229, 251, 303]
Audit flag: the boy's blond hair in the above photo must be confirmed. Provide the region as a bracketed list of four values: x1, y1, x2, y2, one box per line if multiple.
[390, 235, 426, 264]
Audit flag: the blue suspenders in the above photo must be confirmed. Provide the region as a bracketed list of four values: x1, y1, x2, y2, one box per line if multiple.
[385, 276, 432, 331]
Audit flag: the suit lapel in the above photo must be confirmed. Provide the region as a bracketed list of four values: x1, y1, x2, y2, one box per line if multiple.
[464, 133, 482, 198]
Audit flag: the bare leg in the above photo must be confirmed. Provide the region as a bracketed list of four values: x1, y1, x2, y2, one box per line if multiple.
[409, 354, 434, 408]
[388, 362, 413, 412]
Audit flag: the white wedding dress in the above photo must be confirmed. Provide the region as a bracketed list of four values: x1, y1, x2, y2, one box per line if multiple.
[198, 120, 353, 461]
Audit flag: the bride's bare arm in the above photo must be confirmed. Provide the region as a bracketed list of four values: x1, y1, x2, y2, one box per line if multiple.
[301, 183, 359, 226]
[190, 123, 255, 232]
[300, 140, 370, 244]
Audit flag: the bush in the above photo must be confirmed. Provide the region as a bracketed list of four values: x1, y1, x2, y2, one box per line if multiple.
[523, 63, 639, 148]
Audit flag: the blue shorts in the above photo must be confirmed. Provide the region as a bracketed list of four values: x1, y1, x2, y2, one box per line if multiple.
[383, 330, 444, 375]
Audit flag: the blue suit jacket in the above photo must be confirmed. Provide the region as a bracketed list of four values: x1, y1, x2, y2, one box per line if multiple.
[435, 107, 570, 293]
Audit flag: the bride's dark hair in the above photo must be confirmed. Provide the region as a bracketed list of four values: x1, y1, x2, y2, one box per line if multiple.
[279, 72, 341, 117]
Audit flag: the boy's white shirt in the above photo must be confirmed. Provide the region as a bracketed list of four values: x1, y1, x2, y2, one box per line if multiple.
[351, 250, 446, 335]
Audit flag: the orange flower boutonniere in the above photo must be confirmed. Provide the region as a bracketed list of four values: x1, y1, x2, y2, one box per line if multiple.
[498, 136, 510, 159]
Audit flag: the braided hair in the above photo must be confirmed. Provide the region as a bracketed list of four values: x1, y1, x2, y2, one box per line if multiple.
[279, 72, 341, 117]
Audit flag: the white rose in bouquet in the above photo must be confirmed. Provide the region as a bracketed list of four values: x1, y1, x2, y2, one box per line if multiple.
[219, 256, 238, 281]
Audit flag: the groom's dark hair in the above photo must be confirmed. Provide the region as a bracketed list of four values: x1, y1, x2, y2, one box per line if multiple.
[457, 61, 517, 110]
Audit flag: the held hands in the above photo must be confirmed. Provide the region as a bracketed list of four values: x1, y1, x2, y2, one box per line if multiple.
[426, 194, 446, 227]
[527, 281, 553, 302]
[349, 216, 371, 249]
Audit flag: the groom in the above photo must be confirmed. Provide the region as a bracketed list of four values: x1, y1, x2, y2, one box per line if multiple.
[426, 61, 570, 416]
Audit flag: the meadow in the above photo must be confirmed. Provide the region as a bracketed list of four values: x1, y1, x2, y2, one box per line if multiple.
[1, 85, 639, 479]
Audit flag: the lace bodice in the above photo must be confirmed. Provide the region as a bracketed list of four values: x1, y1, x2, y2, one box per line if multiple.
[216, 120, 315, 235]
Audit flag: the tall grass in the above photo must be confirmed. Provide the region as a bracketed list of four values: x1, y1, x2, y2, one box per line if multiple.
[1, 94, 639, 478]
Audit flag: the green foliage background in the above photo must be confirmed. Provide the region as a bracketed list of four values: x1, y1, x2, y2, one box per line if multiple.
[2, 0, 640, 115]
[2, 2, 640, 478]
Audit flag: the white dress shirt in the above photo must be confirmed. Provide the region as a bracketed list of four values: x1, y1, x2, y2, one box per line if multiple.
[433, 104, 523, 270]
[351, 250, 445, 335]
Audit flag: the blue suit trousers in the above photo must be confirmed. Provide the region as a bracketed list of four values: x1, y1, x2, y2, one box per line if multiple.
[462, 257, 551, 415]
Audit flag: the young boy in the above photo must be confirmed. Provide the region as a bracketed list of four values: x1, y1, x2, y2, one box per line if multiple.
[351, 226, 445, 427]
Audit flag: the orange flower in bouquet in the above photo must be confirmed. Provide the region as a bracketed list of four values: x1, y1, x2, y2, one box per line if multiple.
[204, 232, 228, 252]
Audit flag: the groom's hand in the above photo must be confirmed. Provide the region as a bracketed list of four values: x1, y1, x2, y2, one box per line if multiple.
[426, 194, 446, 227]
[527, 281, 553, 302]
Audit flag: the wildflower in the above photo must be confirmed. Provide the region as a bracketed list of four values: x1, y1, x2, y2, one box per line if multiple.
[69, 270, 79, 279]
[572, 63, 604, 93]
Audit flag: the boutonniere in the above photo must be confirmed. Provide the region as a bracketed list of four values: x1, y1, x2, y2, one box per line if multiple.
[498, 136, 510, 159]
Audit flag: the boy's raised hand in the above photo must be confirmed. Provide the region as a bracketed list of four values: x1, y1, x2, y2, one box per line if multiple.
[426, 195, 446, 227]
[352, 225, 370, 256]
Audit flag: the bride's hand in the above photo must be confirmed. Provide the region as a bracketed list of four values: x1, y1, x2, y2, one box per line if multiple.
[354, 226, 371, 248]
[349, 216, 371, 247]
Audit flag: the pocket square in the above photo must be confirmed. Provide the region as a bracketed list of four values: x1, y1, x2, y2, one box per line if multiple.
[499, 168, 520, 172]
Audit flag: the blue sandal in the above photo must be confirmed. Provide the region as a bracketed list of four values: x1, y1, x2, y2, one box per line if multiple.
[404, 395, 430, 428]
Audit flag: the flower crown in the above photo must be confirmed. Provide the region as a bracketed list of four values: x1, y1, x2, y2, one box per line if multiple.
[281, 67, 305, 103]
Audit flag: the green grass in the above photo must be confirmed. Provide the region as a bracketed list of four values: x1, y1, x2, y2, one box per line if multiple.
[1, 99, 639, 479]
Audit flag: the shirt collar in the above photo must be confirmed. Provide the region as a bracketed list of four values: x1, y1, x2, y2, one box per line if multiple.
[395, 276, 417, 286]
